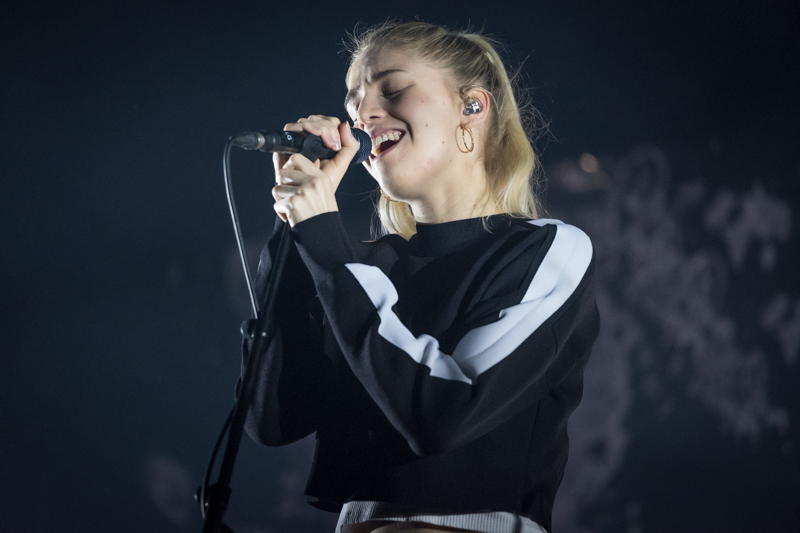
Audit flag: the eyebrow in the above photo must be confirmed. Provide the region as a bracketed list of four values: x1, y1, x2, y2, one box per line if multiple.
[344, 69, 406, 109]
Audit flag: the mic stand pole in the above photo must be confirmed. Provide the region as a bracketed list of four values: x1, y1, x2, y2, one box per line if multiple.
[201, 221, 293, 533]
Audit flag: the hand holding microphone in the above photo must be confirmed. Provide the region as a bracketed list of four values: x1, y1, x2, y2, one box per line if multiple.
[250, 115, 367, 226]
[232, 116, 371, 168]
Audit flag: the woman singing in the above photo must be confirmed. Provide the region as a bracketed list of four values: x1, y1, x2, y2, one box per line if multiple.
[242, 21, 600, 533]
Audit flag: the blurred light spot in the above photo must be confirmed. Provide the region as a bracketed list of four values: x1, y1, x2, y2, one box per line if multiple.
[626, 502, 642, 533]
[578, 152, 600, 173]
[145, 453, 194, 530]
[760, 245, 777, 271]
[761, 294, 800, 366]
[554, 160, 610, 193]
[704, 182, 792, 270]
[675, 181, 707, 210]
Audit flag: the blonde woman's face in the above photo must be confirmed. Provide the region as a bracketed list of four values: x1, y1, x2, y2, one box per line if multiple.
[345, 47, 464, 200]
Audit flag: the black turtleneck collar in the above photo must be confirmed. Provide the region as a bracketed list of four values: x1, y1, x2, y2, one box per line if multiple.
[410, 214, 515, 257]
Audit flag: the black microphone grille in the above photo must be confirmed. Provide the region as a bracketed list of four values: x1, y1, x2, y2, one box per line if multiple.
[351, 128, 372, 165]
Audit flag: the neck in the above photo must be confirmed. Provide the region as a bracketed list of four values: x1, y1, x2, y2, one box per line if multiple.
[409, 161, 500, 224]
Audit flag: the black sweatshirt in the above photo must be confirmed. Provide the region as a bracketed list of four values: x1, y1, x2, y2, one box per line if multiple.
[241, 211, 600, 533]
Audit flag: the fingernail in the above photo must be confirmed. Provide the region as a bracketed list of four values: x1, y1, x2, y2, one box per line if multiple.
[334, 140, 341, 150]
[283, 177, 294, 184]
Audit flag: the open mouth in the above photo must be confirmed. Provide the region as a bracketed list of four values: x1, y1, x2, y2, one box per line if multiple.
[370, 131, 405, 160]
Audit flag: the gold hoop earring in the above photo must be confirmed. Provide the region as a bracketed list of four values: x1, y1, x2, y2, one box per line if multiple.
[380, 188, 399, 202]
[458, 125, 474, 154]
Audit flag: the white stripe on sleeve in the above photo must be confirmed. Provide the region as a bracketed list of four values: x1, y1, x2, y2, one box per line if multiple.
[344, 220, 592, 384]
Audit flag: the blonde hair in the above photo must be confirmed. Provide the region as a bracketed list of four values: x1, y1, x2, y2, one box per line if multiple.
[346, 21, 544, 238]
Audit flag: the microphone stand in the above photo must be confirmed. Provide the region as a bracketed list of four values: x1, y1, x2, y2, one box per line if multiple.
[200, 138, 293, 533]
[200, 128, 368, 533]
[202, 223, 292, 533]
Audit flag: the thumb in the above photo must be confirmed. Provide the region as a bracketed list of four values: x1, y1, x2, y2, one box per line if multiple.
[340, 121, 360, 151]
[322, 122, 360, 188]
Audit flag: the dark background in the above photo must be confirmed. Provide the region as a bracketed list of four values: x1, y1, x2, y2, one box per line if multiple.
[1, 1, 799, 532]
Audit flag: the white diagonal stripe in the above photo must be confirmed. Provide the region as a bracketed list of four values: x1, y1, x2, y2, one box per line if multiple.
[344, 220, 592, 384]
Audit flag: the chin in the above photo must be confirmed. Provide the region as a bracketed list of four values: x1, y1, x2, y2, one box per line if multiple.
[366, 152, 436, 201]
[368, 163, 408, 195]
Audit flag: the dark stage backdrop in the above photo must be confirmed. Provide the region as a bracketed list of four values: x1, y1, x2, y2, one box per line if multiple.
[1, 1, 798, 532]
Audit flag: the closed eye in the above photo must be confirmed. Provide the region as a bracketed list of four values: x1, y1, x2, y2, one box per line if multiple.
[344, 90, 401, 117]
[382, 86, 409, 99]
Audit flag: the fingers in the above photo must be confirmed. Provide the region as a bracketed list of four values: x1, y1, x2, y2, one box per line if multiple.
[272, 183, 300, 199]
[273, 152, 288, 176]
[283, 152, 319, 176]
[274, 115, 344, 178]
[278, 124, 358, 191]
[271, 153, 338, 227]
[319, 122, 360, 189]
[339, 122, 361, 153]
[271, 174, 338, 226]
[272, 169, 311, 203]
[284, 115, 342, 150]
[270, 116, 358, 220]
[273, 197, 293, 223]
[273, 151, 319, 184]
[276, 166, 313, 185]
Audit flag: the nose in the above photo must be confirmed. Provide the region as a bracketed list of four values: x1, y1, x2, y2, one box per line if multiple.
[355, 91, 386, 128]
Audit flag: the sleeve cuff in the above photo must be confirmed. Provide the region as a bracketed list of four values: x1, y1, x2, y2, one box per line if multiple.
[291, 211, 359, 272]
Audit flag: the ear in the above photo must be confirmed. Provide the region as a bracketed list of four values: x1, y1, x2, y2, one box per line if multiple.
[461, 87, 491, 130]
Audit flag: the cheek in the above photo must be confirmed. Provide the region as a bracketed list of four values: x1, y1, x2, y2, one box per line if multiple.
[416, 142, 455, 174]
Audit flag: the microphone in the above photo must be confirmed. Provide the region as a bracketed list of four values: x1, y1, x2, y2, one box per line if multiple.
[231, 128, 371, 165]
